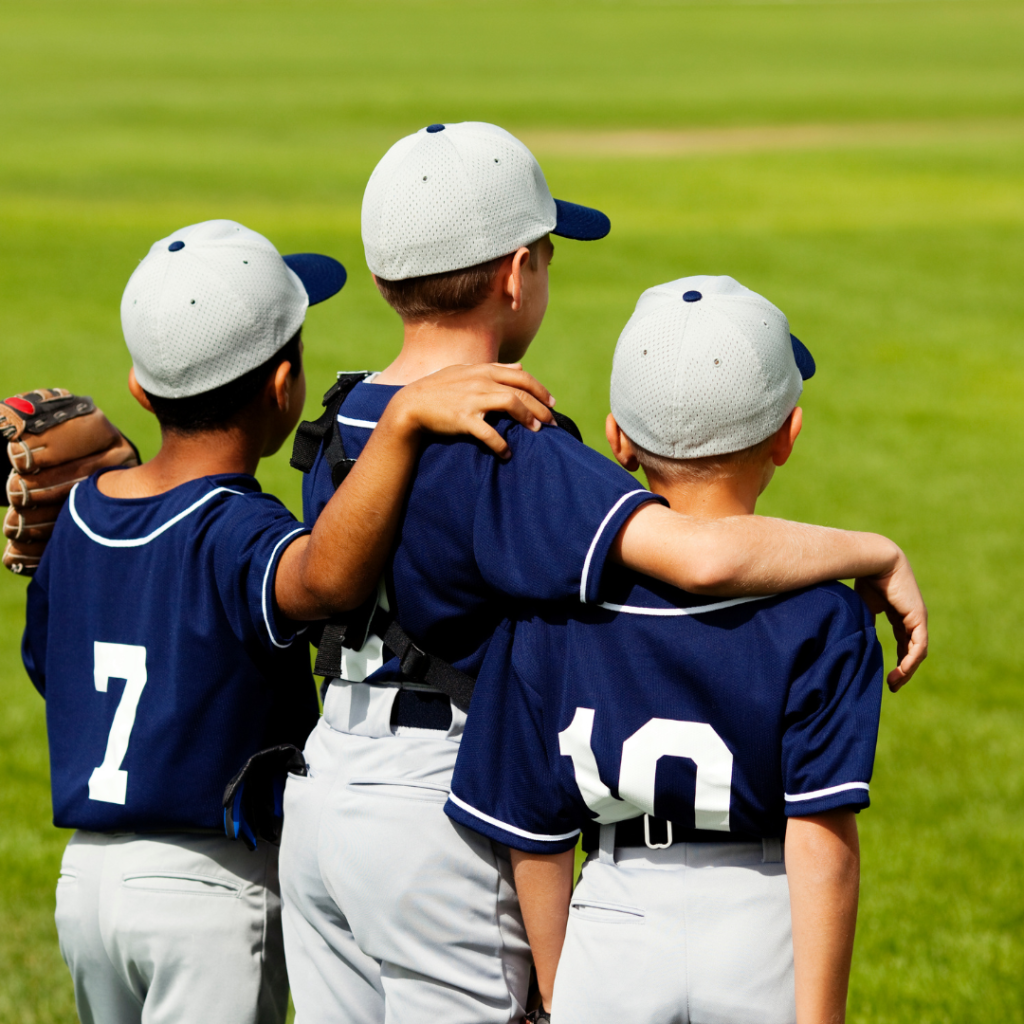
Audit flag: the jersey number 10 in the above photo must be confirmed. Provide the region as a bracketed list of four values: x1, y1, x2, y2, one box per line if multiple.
[559, 707, 734, 830]
[88, 642, 148, 805]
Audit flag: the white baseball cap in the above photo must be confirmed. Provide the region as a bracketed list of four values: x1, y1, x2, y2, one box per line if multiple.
[121, 219, 347, 398]
[610, 275, 815, 460]
[362, 121, 610, 281]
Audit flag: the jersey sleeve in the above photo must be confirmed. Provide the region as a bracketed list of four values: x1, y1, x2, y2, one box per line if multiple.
[472, 421, 665, 605]
[446, 623, 582, 854]
[781, 589, 885, 817]
[22, 564, 49, 697]
[209, 492, 310, 653]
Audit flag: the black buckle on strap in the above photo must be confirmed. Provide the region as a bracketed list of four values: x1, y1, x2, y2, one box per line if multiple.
[399, 641, 428, 681]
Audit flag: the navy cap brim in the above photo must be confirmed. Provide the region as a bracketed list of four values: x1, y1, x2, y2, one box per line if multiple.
[552, 199, 611, 241]
[283, 253, 347, 305]
[791, 334, 815, 380]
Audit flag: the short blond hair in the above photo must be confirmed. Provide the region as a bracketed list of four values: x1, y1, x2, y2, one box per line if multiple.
[635, 433, 776, 486]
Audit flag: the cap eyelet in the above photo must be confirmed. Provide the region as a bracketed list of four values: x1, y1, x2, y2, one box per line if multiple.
[190, 300, 196, 305]
[243, 260, 248, 264]
[422, 176, 428, 181]
[642, 349, 647, 355]
[713, 358, 720, 366]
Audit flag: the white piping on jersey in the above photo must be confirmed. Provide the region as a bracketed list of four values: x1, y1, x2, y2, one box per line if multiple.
[337, 414, 378, 429]
[598, 594, 771, 616]
[785, 781, 869, 802]
[447, 791, 581, 844]
[261, 527, 309, 649]
[579, 489, 651, 604]
[68, 483, 246, 547]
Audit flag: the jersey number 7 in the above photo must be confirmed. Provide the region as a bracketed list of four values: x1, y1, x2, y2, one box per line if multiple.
[88, 641, 148, 805]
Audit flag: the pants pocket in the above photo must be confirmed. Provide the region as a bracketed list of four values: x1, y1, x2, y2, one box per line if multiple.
[347, 777, 450, 801]
[569, 898, 646, 925]
[121, 872, 242, 897]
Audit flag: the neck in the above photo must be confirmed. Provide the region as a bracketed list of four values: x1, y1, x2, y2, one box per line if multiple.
[645, 466, 766, 519]
[374, 315, 503, 385]
[96, 426, 263, 499]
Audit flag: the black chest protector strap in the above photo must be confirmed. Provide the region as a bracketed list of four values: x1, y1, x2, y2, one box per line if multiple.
[290, 372, 370, 487]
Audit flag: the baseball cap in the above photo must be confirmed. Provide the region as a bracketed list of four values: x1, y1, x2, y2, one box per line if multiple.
[362, 121, 611, 281]
[121, 219, 347, 399]
[610, 276, 815, 460]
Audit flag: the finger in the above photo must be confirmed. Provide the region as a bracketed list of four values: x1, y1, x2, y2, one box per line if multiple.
[8, 438, 138, 508]
[3, 504, 58, 542]
[465, 419, 512, 460]
[889, 622, 927, 689]
[498, 389, 556, 430]
[8, 410, 123, 473]
[485, 364, 556, 410]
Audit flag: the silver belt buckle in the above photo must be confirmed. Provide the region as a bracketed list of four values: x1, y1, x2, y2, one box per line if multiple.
[643, 814, 673, 850]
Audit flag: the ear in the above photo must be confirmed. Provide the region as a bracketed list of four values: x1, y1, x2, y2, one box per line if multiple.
[271, 359, 295, 413]
[771, 407, 803, 467]
[502, 247, 532, 312]
[128, 367, 154, 413]
[606, 413, 641, 472]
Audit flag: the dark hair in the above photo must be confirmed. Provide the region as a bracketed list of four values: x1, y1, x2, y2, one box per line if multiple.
[145, 329, 302, 434]
[375, 236, 549, 321]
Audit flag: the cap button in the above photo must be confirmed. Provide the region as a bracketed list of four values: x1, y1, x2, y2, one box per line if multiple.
[425, 123, 446, 133]
[168, 240, 185, 252]
[683, 290, 702, 302]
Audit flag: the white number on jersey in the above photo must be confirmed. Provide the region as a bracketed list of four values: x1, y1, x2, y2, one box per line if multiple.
[558, 707, 734, 830]
[88, 642, 148, 805]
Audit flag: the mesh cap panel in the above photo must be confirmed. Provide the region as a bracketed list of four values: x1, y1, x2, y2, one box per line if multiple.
[121, 220, 308, 398]
[362, 122, 558, 280]
[610, 276, 804, 459]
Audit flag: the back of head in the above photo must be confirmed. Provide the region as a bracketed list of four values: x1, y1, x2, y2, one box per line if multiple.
[362, 122, 610, 318]
[610, 275, 815, 473]
[121, 219, 346, 430]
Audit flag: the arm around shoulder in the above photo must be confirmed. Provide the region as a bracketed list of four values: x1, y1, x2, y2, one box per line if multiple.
[613, 504, 927, 688]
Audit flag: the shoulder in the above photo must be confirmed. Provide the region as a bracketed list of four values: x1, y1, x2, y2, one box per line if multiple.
[774, 581, 875, 638]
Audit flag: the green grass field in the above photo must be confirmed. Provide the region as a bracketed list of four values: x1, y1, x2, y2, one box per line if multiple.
[1, 1, 1023, 1020]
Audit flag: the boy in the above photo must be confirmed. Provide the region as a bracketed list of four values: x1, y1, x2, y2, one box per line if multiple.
[446, 275, 882, 1024]
[20, 218, 557, 1024]
[280, 123, 923, 1023]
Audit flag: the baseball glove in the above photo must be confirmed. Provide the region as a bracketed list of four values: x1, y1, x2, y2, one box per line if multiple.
[2, 389, 139, 575]
[222, 743, 308, 851]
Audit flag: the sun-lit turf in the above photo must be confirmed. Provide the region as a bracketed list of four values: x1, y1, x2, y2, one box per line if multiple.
[1, 2, 1023, 1021]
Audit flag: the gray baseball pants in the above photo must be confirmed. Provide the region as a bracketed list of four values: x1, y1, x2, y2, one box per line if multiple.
[279, 681, 531, 1024]
[55, 831, 287, 1024]
[552, 827, 795, 1024]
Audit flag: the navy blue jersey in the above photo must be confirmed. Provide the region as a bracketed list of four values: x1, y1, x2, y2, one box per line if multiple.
[445, 569, 884, 853]
[22, 473, 319, 833]
[303, 379, 664, 682]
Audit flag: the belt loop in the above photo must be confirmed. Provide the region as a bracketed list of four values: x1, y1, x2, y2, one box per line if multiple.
[598, 823, 617, 865]
[762, 837, 783, 864]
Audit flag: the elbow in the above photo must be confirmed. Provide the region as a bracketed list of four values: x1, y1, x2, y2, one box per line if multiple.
[300, 565, 372, 615]
[680, 549, 749, 595]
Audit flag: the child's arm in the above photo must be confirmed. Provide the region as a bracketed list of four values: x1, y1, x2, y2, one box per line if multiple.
[510, 848, 575, 1016]
[275, 362, 555, 619]
[614, 504, 926, 689]
[785, 810, 860, 1024]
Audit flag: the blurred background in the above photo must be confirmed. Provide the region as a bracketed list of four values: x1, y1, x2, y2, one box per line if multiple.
[1, 1, 1022, 1020]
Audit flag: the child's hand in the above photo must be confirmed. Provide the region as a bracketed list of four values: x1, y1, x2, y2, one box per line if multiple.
[387, 363, 557, 460]
[854, 548, 928, 691]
